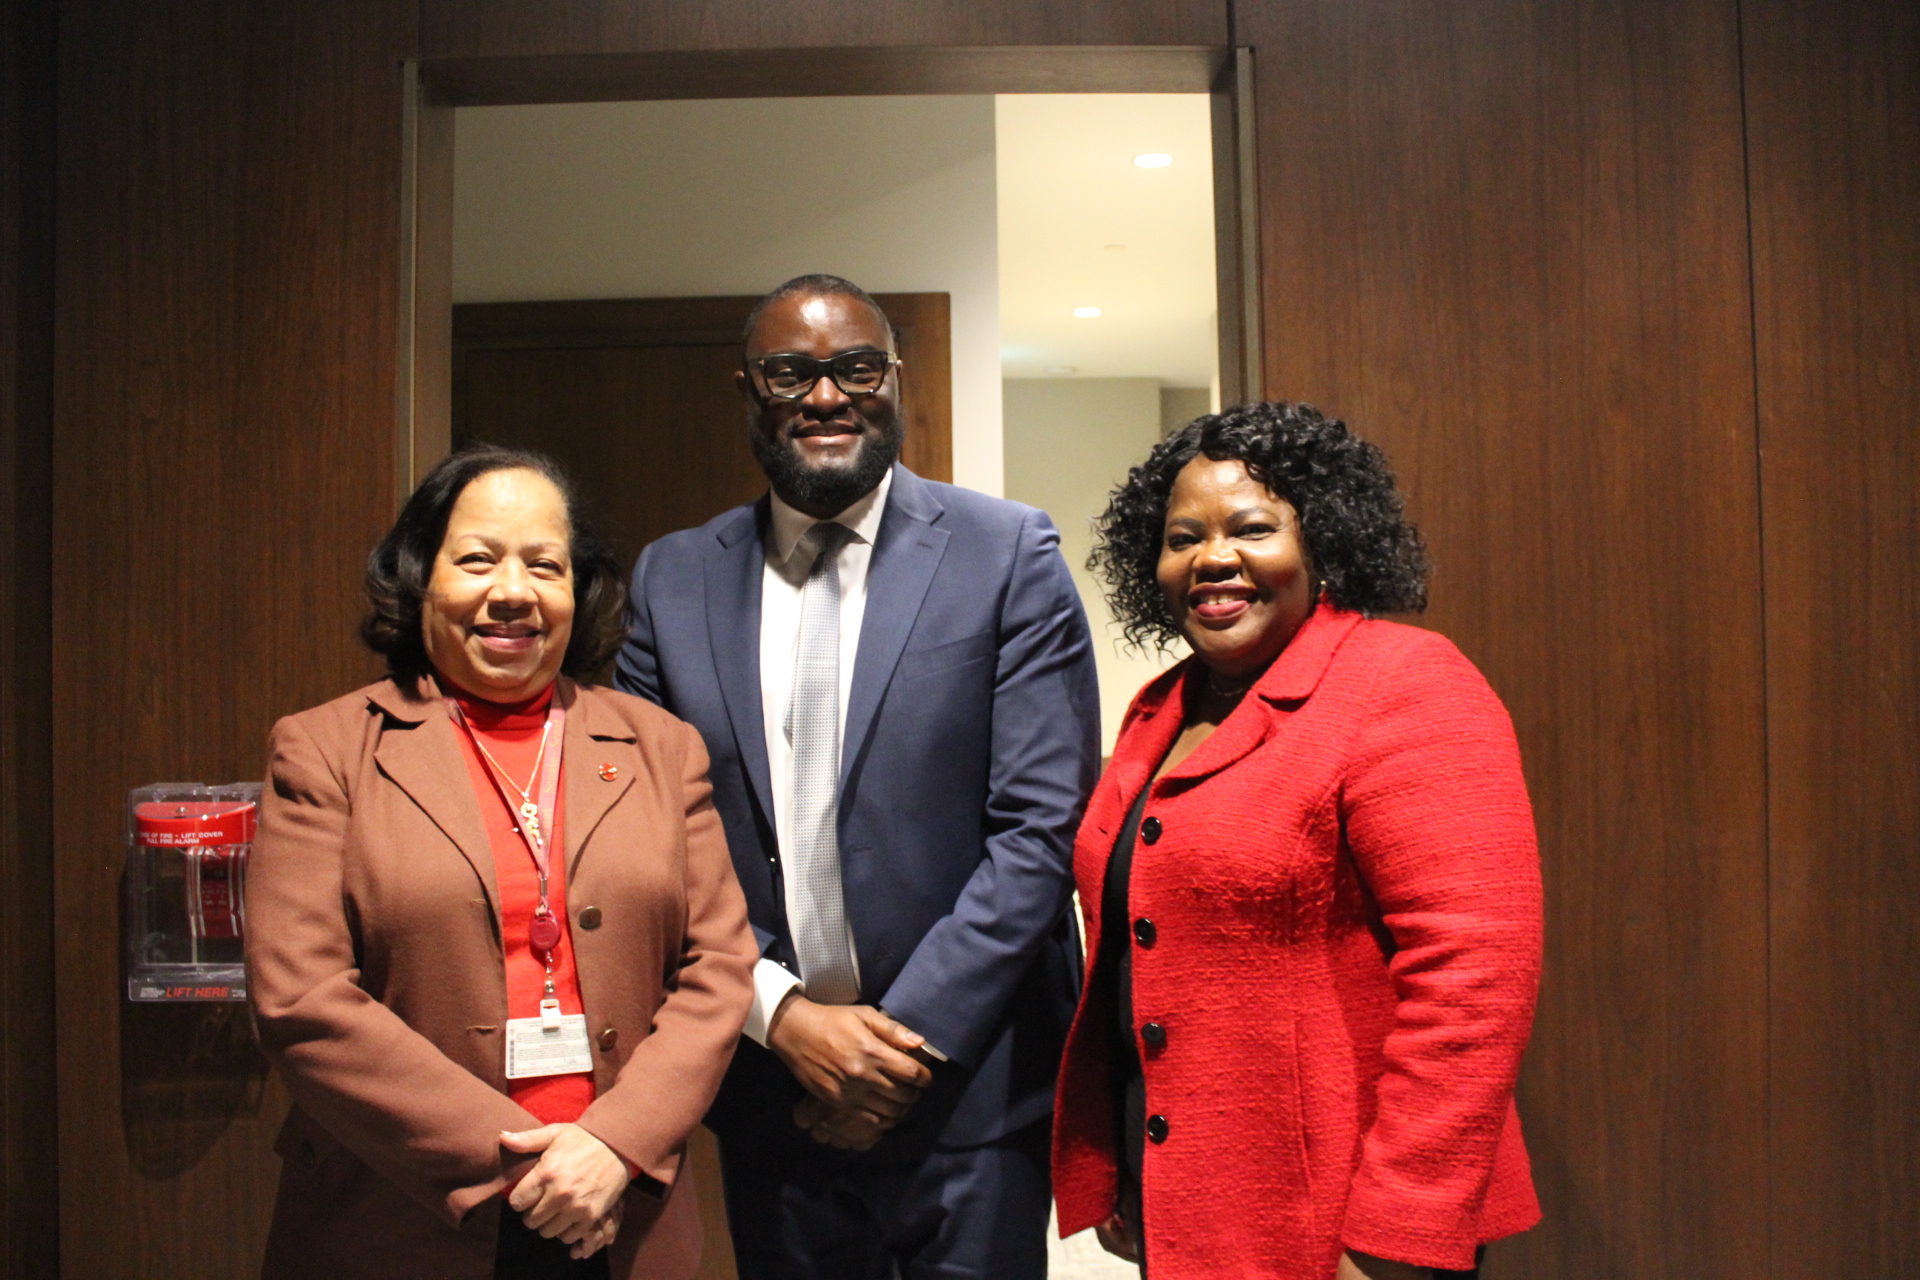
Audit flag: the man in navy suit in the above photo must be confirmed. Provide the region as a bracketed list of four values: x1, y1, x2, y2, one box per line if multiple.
[615, 274, 1099, 1279]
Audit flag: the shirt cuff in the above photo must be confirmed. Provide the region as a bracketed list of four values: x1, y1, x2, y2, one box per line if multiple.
[742, 958, 804, 1047]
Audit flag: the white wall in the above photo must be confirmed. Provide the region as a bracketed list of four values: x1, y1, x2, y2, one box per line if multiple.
[453, 97, 1004, 495]
[1003, 379, 1185, 754]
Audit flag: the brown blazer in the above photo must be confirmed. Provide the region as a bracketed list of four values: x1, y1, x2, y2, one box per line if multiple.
[245, 674, 757, 1280]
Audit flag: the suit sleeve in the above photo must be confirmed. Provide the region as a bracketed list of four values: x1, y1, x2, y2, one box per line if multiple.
[576, 722, 758, 1185]
[613, 542, 663, 705]
[1336, 635, 1544, 1268]
[246, 714, 541, 1227]
[878, 507, 1101, 1066]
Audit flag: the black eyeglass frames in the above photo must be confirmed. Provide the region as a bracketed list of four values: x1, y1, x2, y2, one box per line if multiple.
[745, 349, 900, 400]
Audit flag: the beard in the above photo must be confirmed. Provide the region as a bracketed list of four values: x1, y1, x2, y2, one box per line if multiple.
[748, 411, 904, 515]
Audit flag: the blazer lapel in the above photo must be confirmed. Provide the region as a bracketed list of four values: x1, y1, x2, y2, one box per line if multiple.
[1160, 601, 1364, 786]
[368, 677, 502, 930]
[1109, 671, 1190, 805]
[707, 499, 776, 825]
[1076, 669, 1186, 918]
[558, 680, 636, 880]
[842, 466, 950, 791]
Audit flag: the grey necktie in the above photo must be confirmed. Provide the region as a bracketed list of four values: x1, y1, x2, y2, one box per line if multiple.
[786, 521, 860, 1005]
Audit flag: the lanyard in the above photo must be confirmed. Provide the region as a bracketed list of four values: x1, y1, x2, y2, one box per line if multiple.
[448, 699, 568, 958]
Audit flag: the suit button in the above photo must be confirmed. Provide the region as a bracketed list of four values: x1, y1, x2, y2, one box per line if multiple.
[1146, 1114, 1169, 1143]
[578, 906, 602, 930]
[1133, 917, 1156, 948]
[598, 1027, 618, 1052]
[1141, 1021, 1166, 1046]
[1141, 816, 1162, 844]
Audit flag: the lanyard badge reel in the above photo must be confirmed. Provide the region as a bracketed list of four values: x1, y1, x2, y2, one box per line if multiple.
[125, 782, 261, 1001]
[449, 702, 594, 1078]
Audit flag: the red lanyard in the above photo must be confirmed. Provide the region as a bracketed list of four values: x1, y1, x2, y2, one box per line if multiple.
[449, 699, 567, 954]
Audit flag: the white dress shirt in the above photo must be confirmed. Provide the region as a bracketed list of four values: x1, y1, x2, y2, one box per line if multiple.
[740, 469, 892, 1046]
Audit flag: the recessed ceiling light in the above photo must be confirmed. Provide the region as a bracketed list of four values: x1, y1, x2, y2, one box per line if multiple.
[1045, 365, 1079, 377]
[1072, 307, 1103, 318]
[1133, 153, 1173, 169]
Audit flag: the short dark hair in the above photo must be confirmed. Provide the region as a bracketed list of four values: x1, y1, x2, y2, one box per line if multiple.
[742, 273, 895, 351]
[361, 443, 628, 681]
[1090, 401, 1431, 650]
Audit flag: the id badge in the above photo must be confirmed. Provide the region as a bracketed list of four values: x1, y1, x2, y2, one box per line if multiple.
[505, 999, 594, 1079]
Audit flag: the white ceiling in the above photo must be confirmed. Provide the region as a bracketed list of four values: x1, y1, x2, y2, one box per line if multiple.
[996, 94, 1219, 388]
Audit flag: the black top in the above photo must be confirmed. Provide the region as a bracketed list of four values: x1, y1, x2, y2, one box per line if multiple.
[1097, 780, 1154, 1220]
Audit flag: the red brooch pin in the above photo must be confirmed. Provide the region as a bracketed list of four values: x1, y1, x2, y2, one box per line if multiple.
[598, 763, 620, 782]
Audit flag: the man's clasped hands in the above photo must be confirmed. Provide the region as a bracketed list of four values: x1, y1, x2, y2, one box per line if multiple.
[767, 994, 938, 1150]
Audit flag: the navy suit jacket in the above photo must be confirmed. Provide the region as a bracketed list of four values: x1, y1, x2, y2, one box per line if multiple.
[615, 464, 1100, 1153]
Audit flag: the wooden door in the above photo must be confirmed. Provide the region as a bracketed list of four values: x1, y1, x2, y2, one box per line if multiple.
[453, 293, 953, 574]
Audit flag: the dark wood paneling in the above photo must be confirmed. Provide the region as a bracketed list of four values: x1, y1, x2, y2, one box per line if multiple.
[2, 0, 57, 1276]
[1235, 2, 1768, 1276]
[426, 45, 1225, 107]
[1743, 1, 1920, 1274]
[51, 1, 415, 1276]
[459, 336, 768, 568]
[424, 1, 1227, 61]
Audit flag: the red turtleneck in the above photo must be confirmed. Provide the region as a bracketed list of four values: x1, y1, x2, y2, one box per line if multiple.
[445, 681, 596, 1128]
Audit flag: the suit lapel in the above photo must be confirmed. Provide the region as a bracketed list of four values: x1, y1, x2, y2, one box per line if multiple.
[707, 499, 776, 825]
[842, 466, 950, 791]
[559, 680, 635, 880]
[368, 678, 502, 931]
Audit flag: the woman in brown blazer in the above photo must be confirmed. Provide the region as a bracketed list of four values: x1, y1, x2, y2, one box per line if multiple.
[245, 444, 757, 1280]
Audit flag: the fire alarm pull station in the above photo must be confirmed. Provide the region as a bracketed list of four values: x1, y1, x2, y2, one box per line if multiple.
[125, 782, 260, 1002]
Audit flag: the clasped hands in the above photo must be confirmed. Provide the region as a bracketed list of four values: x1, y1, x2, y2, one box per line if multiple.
[500, 1122, 630, 1260]
[767, 994, 936, 1151]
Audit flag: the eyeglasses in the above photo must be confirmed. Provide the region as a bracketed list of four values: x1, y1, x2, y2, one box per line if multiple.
[745, 349, 899, 400]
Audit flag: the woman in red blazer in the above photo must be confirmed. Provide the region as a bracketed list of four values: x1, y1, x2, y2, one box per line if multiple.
[1051, 403, 1543, 1280]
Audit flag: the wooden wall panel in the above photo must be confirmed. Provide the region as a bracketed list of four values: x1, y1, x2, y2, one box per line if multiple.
[1234, 3, 1768, 1277]
[2, 0, 57, 1276]
[50, 1, 415, 1276]
[423, 0, 1227, 61]
[1743, 1, 1920, 1275]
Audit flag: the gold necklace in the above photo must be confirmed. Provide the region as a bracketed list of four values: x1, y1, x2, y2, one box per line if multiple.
[468, 718, 553, 844]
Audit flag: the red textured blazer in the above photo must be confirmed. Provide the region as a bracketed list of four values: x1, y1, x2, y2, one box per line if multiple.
[1052, 603, 1543, 1277]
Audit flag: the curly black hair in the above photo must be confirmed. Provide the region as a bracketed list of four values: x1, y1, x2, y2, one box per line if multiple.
[1090, 401, 1430, 650]
[361, 442, 628, 682]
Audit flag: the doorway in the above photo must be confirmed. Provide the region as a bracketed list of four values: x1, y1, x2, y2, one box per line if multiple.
[423, 52, 1254, 1280]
